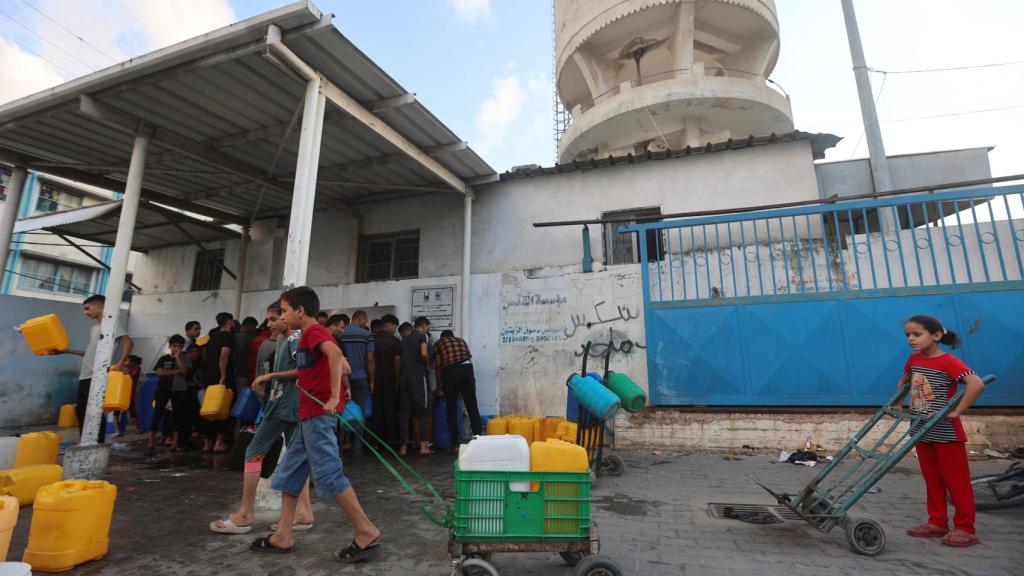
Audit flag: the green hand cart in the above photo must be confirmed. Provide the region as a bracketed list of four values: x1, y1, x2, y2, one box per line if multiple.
[449, 464, 623, 576]
[756, 374, 995, 556]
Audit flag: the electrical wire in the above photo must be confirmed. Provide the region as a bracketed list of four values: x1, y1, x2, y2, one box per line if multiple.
[18, 0, 117, 63]
[870, 59, 1024, 75]
[885, 103, 1024, 123]
[0, 7, 94, 72]
[848, 72, 888, 159]
[0, 29, 72, 75]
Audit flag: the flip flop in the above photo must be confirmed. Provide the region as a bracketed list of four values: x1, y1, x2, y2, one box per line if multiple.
[941, 530, 980, 547]
[250, 535, 294, 554]
[907, 523, 948, 538]
[210, 517, 253, 534]
[270, 522, 314, 532]
[336, 538, 381, 564]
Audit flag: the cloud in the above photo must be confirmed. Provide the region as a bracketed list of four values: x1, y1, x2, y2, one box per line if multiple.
[475, 74, 526, 155]
[448, 0, 491, 25]
[0, 38, 66, 105]
[0, 0, 236, 105]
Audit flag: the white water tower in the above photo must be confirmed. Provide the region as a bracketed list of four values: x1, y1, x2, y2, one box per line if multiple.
[555, 0, 794, 162]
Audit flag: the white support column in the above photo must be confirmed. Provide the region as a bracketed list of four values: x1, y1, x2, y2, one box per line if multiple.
[282, 76, 324, 288]
[461, 191, 473, 340]
[64, 132, 148, 479]
[0, 165, 27, 282]
[297, 90, 326, 284]
[841, 0, 896, 233]
[234, 227, 250, 319]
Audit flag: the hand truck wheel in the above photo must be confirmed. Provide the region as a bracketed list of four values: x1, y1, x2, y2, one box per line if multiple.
[603, 454, 625, 477]
[845, 517, 886, 556]
[461, 557, 499, 576]
[574, 554, 623, 576]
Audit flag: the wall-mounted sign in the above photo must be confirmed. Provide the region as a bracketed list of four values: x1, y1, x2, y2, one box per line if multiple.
[411, 285, 456, 331]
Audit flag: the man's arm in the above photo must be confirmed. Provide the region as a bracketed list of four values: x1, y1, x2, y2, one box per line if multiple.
[112, 335, 133, 371]
[419, 342, 429, 369]
[218, 345, 230, 385]
[366, 348, 376, 394]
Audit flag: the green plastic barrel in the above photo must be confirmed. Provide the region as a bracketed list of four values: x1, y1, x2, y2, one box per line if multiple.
[605, 372, 646, 413]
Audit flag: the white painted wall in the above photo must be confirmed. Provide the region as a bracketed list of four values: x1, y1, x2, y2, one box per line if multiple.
[815, 148, 992, 199]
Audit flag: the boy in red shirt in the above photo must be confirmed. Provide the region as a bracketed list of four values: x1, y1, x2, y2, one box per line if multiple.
[250, 286, 381, 562]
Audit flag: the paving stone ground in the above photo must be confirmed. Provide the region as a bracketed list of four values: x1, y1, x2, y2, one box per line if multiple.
[6, 435, 1023, 575]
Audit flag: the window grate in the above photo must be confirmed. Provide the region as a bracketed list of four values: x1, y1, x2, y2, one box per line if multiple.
[358, 231, 420, 282]
[191, 248, 225, 292]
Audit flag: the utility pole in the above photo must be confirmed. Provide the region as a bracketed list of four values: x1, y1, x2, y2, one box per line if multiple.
[841, 0, 897, 233]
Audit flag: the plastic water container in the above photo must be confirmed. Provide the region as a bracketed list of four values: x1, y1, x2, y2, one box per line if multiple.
[135, 374, 161, 432]
[18, 314, 69, 356]
[532, 439, 589, 533]
[0, 464, 64, 506]
[538, 417, 564, 442]
[556, 421, 579, 444]
[57, 405, 78, 429]
[22, 480, 117, 572]
[566, 374, 620, 421]
[230, 386, 261, 422]
[507, 417, 536, 444]
[0, 562, 32, 576]
[200, 385, 233, 421]
[431, 397, 465, 450]
[341, 401, 363, 429]
[459, 435, 531, 492]
[103, 371, 131, 413]
[14, 432, 59, 468]
[485, 416, 508, 436]
[605, 372, 647, 413]
[0, 495, 17, 561]
[0, 440, 17, 470]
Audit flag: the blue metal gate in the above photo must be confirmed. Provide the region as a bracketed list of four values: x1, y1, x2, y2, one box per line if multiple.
[624, 183, 1024, 406]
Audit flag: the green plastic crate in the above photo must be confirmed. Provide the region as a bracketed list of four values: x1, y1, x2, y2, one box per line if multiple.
[453, 463, 591, 541]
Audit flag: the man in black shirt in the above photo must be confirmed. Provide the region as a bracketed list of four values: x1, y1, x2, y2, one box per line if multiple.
[203, 312, 236, 452]
[398, 316, 432, 456]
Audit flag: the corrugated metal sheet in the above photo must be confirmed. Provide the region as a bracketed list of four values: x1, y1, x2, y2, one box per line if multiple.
[0, 1, 494, 224]
[13, 200, 239, 252]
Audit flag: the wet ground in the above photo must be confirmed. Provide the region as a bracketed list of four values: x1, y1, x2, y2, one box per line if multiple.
[6, 435, 1024, 575]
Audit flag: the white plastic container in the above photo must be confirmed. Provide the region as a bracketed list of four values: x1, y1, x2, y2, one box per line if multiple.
[458, 434, 531, 492]
[0, 439, 17, 471]
[0, 562, 32, 576]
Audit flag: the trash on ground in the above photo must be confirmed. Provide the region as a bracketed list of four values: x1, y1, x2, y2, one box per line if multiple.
[867, 486, 881, 494]
[984, 449, 1010, 459]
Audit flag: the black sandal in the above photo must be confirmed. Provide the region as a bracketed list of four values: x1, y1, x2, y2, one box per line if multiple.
[250, 535, 294, 554]
[335, 538, 380, 563]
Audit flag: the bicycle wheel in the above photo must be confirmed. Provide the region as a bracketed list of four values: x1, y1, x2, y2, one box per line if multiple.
[971, 473, 1024, 510]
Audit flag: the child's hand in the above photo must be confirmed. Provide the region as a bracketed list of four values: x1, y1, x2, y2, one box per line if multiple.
[323, 396, 341, 415]
[251, 374, 270, 389]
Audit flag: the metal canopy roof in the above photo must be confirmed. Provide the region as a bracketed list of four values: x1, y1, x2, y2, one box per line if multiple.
[0, 1, 495, 226]
[13, 200, 240, 253]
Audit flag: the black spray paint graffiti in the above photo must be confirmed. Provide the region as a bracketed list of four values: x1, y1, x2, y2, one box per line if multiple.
[574, 328, 646, 358]
[563, 300, 640, 338]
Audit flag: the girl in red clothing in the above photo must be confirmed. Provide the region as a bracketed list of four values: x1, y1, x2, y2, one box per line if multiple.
[896, 315, 986, 547]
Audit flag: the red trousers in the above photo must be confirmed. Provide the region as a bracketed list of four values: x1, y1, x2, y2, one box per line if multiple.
[915, 441, 975, 533]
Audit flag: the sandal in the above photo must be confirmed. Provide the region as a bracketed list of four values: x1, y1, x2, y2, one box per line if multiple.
[335, 538, 381, 564]
[143, 447, 155, 457]
[907, 523, 948, 537]
[210, 517, 253, 534]
[250, 535, 293, 554]
[941, 530, 980, 547]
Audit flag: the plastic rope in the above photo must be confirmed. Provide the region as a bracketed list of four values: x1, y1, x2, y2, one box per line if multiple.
[297, 385, 452, 527]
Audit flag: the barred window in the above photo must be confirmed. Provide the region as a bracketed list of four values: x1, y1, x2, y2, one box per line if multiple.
[602, 207, 663, 265]
[358, 231, 419, 282]
[191, 249, 225, 291]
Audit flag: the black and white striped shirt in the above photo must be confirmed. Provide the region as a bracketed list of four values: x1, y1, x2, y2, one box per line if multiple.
[904, 353, 974, 443]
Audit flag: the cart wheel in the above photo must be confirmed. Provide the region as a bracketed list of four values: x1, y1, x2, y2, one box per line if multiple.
[574, 554, 623, 576]
[560, 551, 586, 566]
[604, 454, 625, 477]
[461, 557, 499, 576]
[845, 518, 886, 556]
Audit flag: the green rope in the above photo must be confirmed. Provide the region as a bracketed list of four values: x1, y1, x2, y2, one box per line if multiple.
[297, 385, 452, 527]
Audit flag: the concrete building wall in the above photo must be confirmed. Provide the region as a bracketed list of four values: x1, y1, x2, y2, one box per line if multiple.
[0, 295, 100, 426]
[815, 148, 993, 199]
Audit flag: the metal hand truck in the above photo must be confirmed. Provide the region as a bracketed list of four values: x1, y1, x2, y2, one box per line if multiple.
[757, 374, 995, 556]
[575, 340, 625, 478]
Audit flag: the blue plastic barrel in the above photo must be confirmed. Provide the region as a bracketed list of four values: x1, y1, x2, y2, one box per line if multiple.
[431, 396, 465, 449]
[136, 374, 161, 431]
[230, 386, 261, 422]
[567, 373, 620, 421]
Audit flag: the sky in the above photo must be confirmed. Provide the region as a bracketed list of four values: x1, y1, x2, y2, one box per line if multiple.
[0, 0, 1022, 180]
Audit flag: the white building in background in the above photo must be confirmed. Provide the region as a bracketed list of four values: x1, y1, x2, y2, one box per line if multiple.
[555, 0, 793, 161]
[0, 167, 135, 304]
